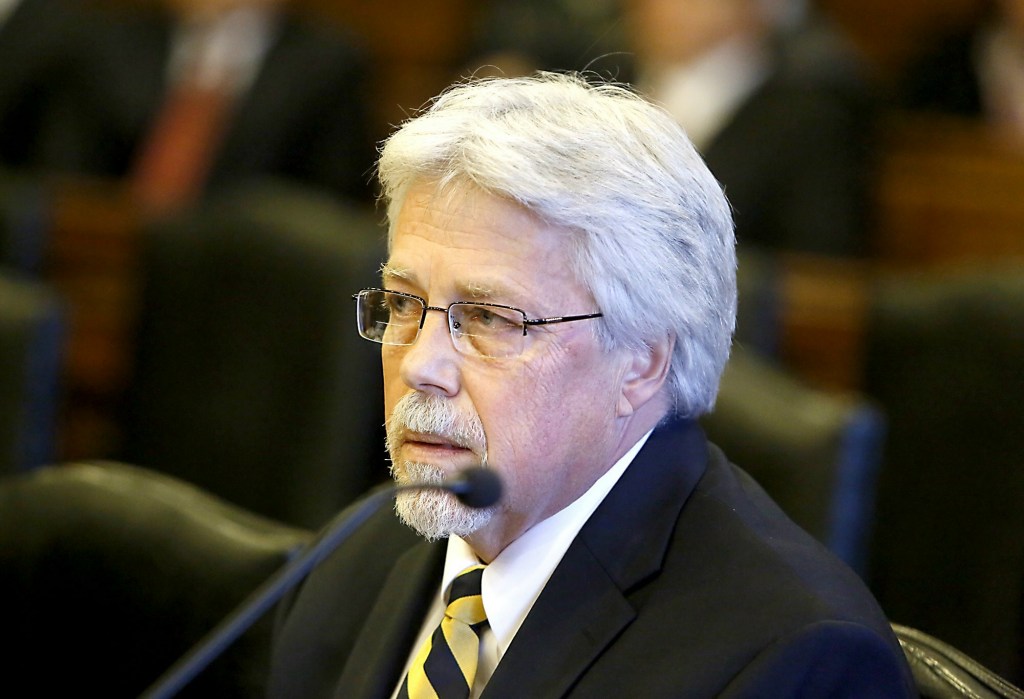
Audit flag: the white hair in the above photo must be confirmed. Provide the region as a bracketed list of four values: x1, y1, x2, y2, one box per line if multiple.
[377, 72, 736, 417]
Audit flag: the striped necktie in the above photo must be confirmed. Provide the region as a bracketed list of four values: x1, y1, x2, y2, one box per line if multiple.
[398, 564, 488, 699]
[130, 27, 237, 215]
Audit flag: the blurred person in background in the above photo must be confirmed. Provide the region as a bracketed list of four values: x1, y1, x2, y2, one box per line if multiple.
[624, 0, 877, 257]
[466, 0, 877, 258]
[37, 0, 376, 214]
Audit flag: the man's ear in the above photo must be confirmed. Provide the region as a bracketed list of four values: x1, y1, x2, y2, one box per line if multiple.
[617, 333, 675, 417]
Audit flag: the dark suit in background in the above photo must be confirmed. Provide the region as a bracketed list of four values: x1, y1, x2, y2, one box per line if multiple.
[269, 418, 915, 698]
[0, 0, 83, 169]
[700, 21, 877, 258]
[37, 2, 376, 204]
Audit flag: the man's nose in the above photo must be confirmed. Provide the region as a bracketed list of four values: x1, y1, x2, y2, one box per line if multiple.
[398, 308, 461, 396]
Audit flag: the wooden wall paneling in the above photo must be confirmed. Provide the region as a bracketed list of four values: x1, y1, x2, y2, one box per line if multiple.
[43, 179, 144, 460]
[777, 253, 870, 393]
[874, 113, 1024, 268]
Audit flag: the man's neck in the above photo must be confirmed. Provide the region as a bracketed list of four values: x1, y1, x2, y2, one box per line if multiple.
[465, 404, 667, 562]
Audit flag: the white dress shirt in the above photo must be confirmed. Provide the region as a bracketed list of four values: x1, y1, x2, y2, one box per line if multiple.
[391, 430, 653, 699]
[642, 36, 771, 152]
[167, 7, 275, 94]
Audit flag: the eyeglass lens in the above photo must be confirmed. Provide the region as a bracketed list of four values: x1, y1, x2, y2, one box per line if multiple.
[356, 289, 526, 358]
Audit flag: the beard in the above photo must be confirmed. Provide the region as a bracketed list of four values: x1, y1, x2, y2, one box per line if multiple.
[386, 392, 496, 541]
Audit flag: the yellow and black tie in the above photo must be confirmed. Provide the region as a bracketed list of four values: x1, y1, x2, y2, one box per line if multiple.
[398, 564, 488, 699]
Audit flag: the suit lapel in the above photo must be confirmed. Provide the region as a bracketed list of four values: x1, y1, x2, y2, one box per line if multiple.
[483, 540, 636, 699]
[484, 419, 708, 697]
[334, 540, 445, 699]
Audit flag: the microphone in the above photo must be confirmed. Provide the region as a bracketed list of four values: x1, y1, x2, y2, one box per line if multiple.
[437, 466, 502, 508]
[141, 466, 502, 699]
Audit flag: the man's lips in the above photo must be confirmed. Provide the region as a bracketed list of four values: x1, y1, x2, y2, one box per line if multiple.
[403, 432, 471, 450]
[401, 432, 479, 461]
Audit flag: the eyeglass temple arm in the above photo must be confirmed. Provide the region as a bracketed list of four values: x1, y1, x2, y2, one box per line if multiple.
[524, 312, 604, 327]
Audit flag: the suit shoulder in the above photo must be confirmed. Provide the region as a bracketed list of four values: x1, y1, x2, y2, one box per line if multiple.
[683, 446, 887, 622]
[654, 446, 905, 658]
[720, 619, 917, 697]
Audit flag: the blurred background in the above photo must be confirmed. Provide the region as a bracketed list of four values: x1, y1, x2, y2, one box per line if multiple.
[1, 0, 1023, 692]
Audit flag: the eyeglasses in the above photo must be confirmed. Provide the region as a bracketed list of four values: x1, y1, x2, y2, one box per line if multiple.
[353, 288, 604, 359]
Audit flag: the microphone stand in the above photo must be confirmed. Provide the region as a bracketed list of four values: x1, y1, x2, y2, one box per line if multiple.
[140, 482, 398, 699]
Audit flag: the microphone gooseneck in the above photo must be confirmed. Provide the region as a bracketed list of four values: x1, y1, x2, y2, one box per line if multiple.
[140, 466, 502, 699]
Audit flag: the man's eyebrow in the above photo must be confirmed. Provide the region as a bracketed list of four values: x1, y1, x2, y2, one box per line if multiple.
[457, 280, 529, 307]
[460, 281, 497, 299]
[380, 263, 415, 284]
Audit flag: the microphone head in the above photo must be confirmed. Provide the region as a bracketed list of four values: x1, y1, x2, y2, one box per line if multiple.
[447, 467, 503, 509]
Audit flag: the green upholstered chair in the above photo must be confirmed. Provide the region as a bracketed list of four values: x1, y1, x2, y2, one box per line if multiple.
[866, 268, 1024, 686]
[702, 346, 885, 574]
[0, 461, 311, 697]
[0, 271, 63, 474]
[119, 179, 388, 528]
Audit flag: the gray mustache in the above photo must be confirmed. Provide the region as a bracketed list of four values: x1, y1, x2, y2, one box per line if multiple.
[387, 393, 487, 453]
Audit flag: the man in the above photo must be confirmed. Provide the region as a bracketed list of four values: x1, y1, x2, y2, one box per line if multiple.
[269, 73, 914, 697]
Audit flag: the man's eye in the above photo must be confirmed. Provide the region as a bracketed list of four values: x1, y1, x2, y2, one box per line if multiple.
[465, 306, 517, 330]
[474, 308, 499, 326]
[388, 295, 419, 316]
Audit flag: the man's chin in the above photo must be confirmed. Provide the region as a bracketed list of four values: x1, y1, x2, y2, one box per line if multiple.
[393, 488, 494, 542]
[390, 459, 441, 488]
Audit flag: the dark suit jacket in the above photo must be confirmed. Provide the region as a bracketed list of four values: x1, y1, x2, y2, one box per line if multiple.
[701, 21, 876, 258]
[37, 5, 376, 203]
[269, 418, 916, 698]
[0, 0, 83, 168]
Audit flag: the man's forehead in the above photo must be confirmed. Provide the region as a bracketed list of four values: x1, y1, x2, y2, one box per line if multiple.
[392, 181, 556, 250]
[384, 186, 586, 307]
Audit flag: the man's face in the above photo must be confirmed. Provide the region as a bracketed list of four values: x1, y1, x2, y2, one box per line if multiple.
[382, 183, 634, 559]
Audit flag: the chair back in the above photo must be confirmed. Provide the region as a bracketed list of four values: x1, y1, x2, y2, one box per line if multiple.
[119, 179, 388, 528]
[702, 346, 885, 574]
[734, 247, 782, 357]
[0, 170, 50, 273]
[0, 461, 311, 697]
[0, 272, 63, 474]
[894, 624, 1024, 699]
[866, 268, 1024, 685]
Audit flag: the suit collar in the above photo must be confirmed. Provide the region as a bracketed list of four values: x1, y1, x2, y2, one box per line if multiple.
[580, 416, 707, 588]
[483, 417, 708, 697]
